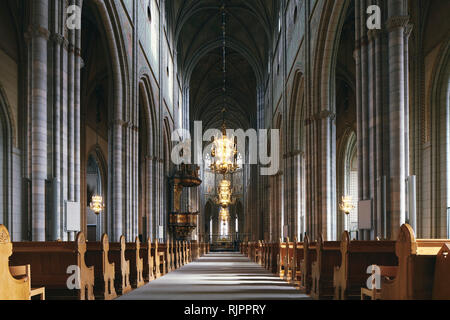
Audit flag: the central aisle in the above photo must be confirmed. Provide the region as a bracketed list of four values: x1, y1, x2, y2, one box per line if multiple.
[118, 252, 311, 300]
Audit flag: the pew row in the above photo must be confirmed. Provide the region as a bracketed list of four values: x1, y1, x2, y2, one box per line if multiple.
[10, 232, 95, 300]
[299, 236, 317, 294]
[333, 231, 397, 300]
[85, 234, 117, 300]
[108, 236, 132, 295]
[380, 224, 450, 300]
[310, 235, 341, 300]
[0, 225, 34, 300]
[125, 237, 145, 288]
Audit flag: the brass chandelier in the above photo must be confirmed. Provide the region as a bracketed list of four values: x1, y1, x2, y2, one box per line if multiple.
[219, 207, 230, 221]
[214, 179, 236, 208]
[210, 113, 239, 175]
[90, 88, 105, 215]
[209, 3, 238, 176]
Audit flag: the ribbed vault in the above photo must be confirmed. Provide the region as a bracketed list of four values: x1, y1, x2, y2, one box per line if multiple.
[167, 0, 278, 131]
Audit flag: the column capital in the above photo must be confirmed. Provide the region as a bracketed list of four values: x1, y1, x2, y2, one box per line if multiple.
[50, 33, 65, 45]
[24, 24, 50, 42]
[386, 15, 410, 32]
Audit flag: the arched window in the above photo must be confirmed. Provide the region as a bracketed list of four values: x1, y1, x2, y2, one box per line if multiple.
[343, 132, 358, 236]
[0, 105, 6, 225]
[86, 153, 104, 241]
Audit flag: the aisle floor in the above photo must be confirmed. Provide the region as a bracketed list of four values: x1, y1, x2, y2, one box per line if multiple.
[118, 252, 311, 300]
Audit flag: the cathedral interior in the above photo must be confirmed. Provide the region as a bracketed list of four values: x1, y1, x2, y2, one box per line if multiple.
[0, 0, 449, 303]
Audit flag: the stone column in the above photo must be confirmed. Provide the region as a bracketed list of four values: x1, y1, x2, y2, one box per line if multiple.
[28, 0, 49, 241]
[386, 10, 409, 239]
[50, 30, 63, 240]
[74, 0, 83, 231]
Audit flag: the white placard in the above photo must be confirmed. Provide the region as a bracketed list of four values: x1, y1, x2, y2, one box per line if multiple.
[159, 226, 164, 239]
[358, 200, 372, 230]
[65, 201, 81, 232]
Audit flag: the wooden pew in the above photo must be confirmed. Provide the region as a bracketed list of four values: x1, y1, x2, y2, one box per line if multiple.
[10, 232, 95, 300]
[291, 240, 304, 286]
[255, 241, 263, 265]
[285, 240, 295, 281]
[299, 235, 317, 294]
[155, 240, 166, 277]
[381, 224, 450, 300]
[333, 231, 398, 300]
[125, 237, 145, 288]
[310, 235, 341, 300]
[185, 241, 190, 263]
[85, 234, 117, 300]
[108, 236, 132, 295]
[278, 240, 287, 278]
[165, 239, 172, 273]
[0, 225, 32, 300]
[432, 243, 450, 299]
[140, 239, 155, 282]
[9, 265, 46, 300]
[261, 241, 266, 267]
[361, 265, 398, 300]
[270, 242, 279, 274]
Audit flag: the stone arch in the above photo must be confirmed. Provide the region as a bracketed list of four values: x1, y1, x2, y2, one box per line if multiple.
[80, 1, 117, 239]
[0, 85, 14, 231]
[310, 0, 352, 240]
[85, 146, 108, 241]
[430, 41, 450, 238]
[288, 72, 306, 240]
[138, 77, 157, 240]
[336, 129, 358, 237]
[85, 0, 130, 241]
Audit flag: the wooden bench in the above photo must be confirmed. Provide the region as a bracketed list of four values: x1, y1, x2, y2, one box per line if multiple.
[125, 237, 145, 288]
[361, 266, 398, 300]
[85, 234, 117, 300]
[255, 241, 263, 265]
[165, 239, 173, 273]
[333, 231, 397, 300]
[10, 232, 95, 300]
[380, 224, 450, 300]
[278, 240, 287, 278]
[285, 240, 296, 281]
[299, 235, 317, 294]
[108, 236, 132, 295]
[270, 242, 279, 274]
[290, 240, 304, 286]
[9, 265, 46, 300]
[140, 239, 155, 282]
[0, 225, 34, 300]
[154, 240, 166, 278]
[432, 243, 450, 299]
[310, 235, 341, 300]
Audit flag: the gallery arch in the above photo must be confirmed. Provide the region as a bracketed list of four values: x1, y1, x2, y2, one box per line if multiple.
[80, 2, 112, 240]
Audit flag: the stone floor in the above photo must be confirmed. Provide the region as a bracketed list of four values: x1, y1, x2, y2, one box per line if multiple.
[117, 252, 311, 300]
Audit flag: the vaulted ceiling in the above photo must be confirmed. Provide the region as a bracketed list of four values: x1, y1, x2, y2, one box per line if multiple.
[167, 0, 278, 130]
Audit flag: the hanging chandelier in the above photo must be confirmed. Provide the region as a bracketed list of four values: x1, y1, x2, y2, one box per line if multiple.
[214, 179, 236, 208]
[219, 207, 229, 221]
[339, 195, 355, 215]
[90, 88, 105, 215]
[90, 194, 105, 215]
[209, 2, 239, 176]
[210, 116, 239, 175]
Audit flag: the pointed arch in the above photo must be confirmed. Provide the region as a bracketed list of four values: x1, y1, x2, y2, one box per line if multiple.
[0, 85, 14, 230]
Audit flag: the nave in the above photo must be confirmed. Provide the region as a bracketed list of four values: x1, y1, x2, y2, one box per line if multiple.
[118, 252, 310, 300]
